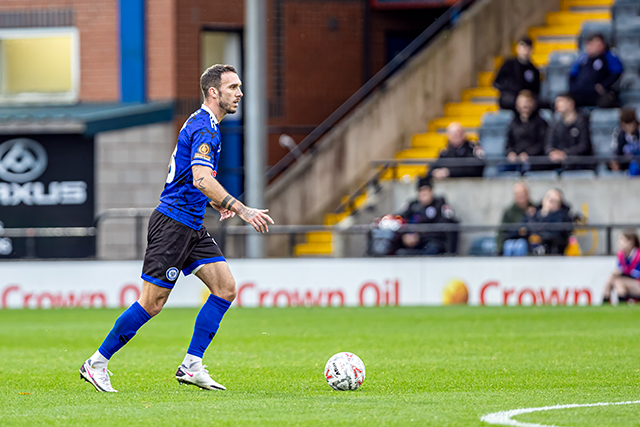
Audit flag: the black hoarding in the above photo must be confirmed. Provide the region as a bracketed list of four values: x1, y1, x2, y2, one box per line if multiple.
[0, 134, 95, 258]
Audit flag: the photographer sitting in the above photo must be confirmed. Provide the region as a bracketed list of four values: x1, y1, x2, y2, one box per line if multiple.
[395, 177, 458, 256]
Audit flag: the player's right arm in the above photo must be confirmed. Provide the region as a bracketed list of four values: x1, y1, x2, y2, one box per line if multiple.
[192, 165, 274, 233]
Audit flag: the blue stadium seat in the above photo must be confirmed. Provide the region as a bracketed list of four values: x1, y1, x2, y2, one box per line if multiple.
[590, 108, 618, 159]
[613, 0, 640, 27]
[615, 21, 640, 61]
[468, 236, 497, 256]
[546, 52, 577, 102]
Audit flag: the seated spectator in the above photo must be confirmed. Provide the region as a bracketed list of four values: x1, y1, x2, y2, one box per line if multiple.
[546, 94, 593, 169]
[526, 189, 574, 255]
[610, 108, 640, 174]
[395, 177, 458, 256]
[429, 122, 485, 180]
[504, 91, 548, 172]
[497, 182, 536, 255]
[569, 33, 623, 108]
[602, 230, 640, 304]
[493, 36, 541, 111]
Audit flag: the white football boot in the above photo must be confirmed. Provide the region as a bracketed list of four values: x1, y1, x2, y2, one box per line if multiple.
[175, 363, 226, 390]
[79, 359, 118, 393]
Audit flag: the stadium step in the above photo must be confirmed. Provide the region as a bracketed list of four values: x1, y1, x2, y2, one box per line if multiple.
[462, 87, 499, 102]
[444, 102, 498, 116]
[428, 116, 482, 133]
[306, 231, 332, 244]
[293, 242, 333, 257]
[380, 165, 428, 181]
[411, 132, 447, 148]
[560, 0, 614, 12]
[529, 24, 581, 40]
[478, 71, 495, 88]
[545, 11, 610, 26]
[532, 41, 577, 56]
[396, 147, 442, 159]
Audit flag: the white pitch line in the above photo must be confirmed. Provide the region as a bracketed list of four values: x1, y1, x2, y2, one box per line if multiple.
[481, 400, 640, 427]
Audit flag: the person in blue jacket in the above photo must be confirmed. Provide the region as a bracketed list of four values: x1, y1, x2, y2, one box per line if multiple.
[569, 33, 623, 108]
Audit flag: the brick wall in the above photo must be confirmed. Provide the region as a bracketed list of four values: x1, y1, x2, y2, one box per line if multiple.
[0, 0, 119, 102]
[147, 0, 177, 101]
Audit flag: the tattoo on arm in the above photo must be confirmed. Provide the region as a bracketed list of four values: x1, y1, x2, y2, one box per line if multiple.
[220, 194, 237, 210]
[195, 177, 206, 191]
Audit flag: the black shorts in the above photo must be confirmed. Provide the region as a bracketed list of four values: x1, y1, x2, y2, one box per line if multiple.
[141, 210, 225, 289]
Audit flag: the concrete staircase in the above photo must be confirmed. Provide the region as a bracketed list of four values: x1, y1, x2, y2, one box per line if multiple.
[293, 0, 613, 257]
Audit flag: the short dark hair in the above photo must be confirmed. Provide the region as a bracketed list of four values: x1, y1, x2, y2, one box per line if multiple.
[586, 33, 606, 44]
[417, 176, 433, 190]
[620, 108, 638, 125]
[556, 93, 575, 103]
[621, 229, 640, 248]
[518, 36, 533, 47]
[200, 64, 238, 100]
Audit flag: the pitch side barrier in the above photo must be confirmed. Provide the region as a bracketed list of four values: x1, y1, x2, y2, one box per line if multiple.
[1, 218, 639, 259]
[0, 257, 616, 309]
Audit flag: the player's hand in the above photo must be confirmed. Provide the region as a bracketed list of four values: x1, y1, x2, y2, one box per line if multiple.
[219, 207, 236, 221]
[238, 207, 275, 233]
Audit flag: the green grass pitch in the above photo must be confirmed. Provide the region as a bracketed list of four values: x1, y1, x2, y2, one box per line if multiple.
[1, 306, 639, 426]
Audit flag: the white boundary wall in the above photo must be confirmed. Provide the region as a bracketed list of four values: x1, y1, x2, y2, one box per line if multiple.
[0, 257, 614, 309]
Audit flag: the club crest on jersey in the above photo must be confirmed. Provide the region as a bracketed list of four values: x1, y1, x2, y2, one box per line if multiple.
[198, 144, 211, 155]
[166, 267, 179, 281]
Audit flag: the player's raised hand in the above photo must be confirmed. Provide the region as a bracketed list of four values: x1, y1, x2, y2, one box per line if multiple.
[238, 207, 274, 233]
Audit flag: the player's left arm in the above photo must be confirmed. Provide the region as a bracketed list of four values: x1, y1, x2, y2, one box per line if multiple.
[192, 165, 274, 233]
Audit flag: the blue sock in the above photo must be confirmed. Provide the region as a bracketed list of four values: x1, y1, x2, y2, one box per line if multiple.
[98, 301, 151, 359]
[187, 295, 232, 358]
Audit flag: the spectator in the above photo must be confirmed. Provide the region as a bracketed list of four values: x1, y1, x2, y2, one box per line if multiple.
[395, 177, 458, 256]
[429, 122, 485, 180]
[497, 182, 536, 255]
[546, 94, 593, 169]
[602, 230, 640, 304]
[610, 108, 640, 174]
[504, 90, 548, 172]
[525, 189, 574, 255]
[493, 36, 541, 111]
[569, 33, 623, 108]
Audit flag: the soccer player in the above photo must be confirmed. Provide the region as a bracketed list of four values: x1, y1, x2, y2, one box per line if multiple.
[80, 64, 273, 392]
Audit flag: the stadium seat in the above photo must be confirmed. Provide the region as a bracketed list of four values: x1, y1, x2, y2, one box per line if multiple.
[546, 52, 578, 101]
[615, 21, 640, 61]
[612, 0, 640, 27]
[468, 236, 498, 256]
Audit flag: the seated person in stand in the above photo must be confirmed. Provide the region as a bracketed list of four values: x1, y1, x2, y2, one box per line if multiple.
[429, 122, 485, 180]
[526, 189, 574, 255]
[569, 33, 623, 108]
[493, 36, 541, 111]
[395, 177, 457, 256]
[610, 108, 640, 174]
[602, 230, 640, 304]
[498, 182, 536, 255]
[546, 94, 594, 170]
[504, 91, 548, 172]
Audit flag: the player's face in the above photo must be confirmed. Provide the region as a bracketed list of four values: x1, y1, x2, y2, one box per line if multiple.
[217, 72, 243, 115]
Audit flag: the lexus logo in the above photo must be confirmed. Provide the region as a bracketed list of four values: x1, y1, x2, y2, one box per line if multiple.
[0, 138, 48, 183]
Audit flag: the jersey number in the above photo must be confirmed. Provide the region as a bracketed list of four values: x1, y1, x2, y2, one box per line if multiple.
[166, 146, 177, 184]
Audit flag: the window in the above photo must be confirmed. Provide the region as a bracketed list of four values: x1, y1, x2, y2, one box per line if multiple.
[0, 27, 79, 104]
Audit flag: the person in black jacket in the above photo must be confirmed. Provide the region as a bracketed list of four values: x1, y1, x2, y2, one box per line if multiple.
[493, 36, 541, 111]
[504, 90, 548, 172]
[610, 108, 640, 173]
[395, 177, 458, 256]
[525, 189, 574, 255]
[429, 122, 485, 180]
[569, 34, 623, 108]
[546, 94, 594, 170]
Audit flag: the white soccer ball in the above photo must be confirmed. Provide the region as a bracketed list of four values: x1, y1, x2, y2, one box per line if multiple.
[324, 352, 366, 391]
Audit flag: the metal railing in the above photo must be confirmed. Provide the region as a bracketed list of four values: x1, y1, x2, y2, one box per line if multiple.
[265, 0, 476, 180]
[224, 222, 640, 258]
